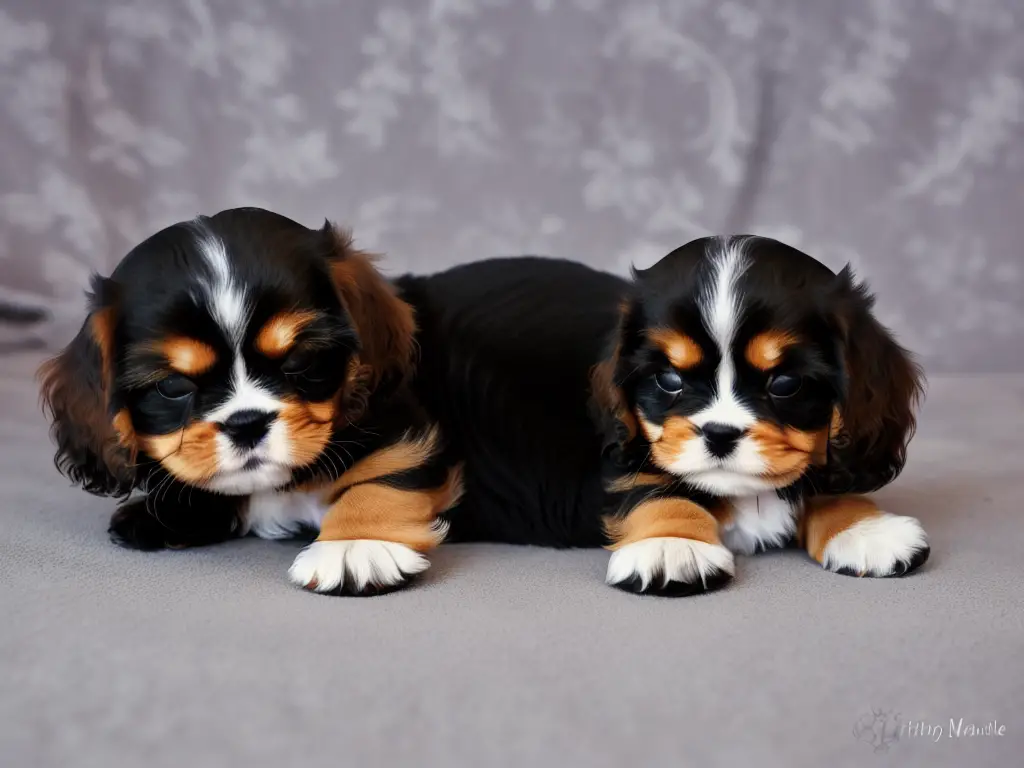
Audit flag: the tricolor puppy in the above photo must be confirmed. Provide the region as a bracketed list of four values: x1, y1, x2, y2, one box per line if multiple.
[39, 208, 461, 596]
[591, 235, 928, 594]
[410, 237, 926, 597]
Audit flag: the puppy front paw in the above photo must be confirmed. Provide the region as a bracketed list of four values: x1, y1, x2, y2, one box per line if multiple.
[820, 513, 930, 577]
[108, 500, 173, 551]
[288, 540, 429, 596]
[606, 537, 735, 597]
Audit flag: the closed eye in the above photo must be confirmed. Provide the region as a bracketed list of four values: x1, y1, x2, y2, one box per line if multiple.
[281, 348, 314, 377]
[156, 374, 197, 400]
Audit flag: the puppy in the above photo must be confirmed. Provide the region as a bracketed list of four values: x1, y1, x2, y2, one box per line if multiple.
[591, 235, 928, 594]
[403, 236, 926, 596]
[40, 207, 462, 596]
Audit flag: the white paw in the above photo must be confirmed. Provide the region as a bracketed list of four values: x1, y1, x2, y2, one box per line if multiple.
[720, 493, 800, 554]
[288, 540, 429, 595]
[821, 513, 930, 577]
[606, 537, 735, 596]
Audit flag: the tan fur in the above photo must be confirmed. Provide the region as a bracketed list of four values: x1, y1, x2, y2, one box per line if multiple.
[317, 463, 464, 551]
[745, 330, 799, 371]
[138, 422, 220, 484]
[277, 398, 336, 466]
[324, 427, 442, 500]
[255, 311, 318, 358]
[604, 497, 721, 550]
[328, 227, 416, 388]
[648, 415, 699, 470]
[589, 300, 639, 444]
[747, 420, 820, 485]
[161, 336, 218, 376]
[606, 472, 671, 494]
[590, 353, 638, 442]
[799, 495, 883, 563]
[38, 305, 136, 485]
[647, 328, 703, 370]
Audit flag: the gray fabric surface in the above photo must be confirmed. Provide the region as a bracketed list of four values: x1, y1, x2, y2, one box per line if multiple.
[2, 0, 1024, 371]
[2, 352, 1021, 767]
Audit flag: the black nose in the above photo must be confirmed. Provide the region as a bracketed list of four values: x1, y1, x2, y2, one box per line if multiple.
[701, 422, 744, 458]
[221, 410, 275, 449]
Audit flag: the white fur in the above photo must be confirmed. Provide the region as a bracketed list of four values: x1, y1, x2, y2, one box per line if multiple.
[194, 228, 248, 344]
[202, 356, 293, 495]
[606, 537, 734, 591]
[820, 513, 928, 576]
[692, 237, 755, 432]
[244, 489, 328, 539]
[289, 540, 429, 593]
[206, 357, 284, 424]
[654, 240, 770, 494]
[720, 493, 801, 554]
[653, 239, 795, 497]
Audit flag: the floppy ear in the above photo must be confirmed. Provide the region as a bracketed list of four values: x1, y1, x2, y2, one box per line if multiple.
[589, 298, 644, 466]
[37, 276, 136, 497]
[824, 266, 925, 493]
[323, 222, 416, 390]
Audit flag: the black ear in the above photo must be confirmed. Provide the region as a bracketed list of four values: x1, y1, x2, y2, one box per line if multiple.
[589, 297, 646, 466]
[823, 266, 925, 493]
[38, 276, 136, 497]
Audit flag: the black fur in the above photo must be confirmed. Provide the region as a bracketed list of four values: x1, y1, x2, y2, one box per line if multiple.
[396, 257, 627, 546]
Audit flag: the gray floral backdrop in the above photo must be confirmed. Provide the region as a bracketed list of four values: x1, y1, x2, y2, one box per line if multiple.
[1, 0, 1022, 371]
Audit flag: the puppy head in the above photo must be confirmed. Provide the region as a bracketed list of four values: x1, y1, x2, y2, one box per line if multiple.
[39, 207, 415, 497]
[593, 235, 923, 496]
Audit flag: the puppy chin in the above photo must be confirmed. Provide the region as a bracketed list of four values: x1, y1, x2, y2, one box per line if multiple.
[201, 465, 293, 496]
[681, 470, 779, 497]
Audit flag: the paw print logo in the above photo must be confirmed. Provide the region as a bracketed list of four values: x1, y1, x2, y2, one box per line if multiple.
[853, 709, 902, 752]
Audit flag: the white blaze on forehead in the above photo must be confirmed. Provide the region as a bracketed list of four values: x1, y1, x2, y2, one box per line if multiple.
[191, 221, 248, 345]
[691, 238, 755, 430]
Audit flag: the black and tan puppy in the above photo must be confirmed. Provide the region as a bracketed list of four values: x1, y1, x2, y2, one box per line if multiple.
[40, 208, 461, 595]
[405, 235, 926, 595]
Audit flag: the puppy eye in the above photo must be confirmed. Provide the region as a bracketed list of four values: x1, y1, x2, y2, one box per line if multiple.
[655, 370, 684, 394]
[767, 374, 802, 399]
[156, 374, 197, 400]
[281, 348, 314, 377]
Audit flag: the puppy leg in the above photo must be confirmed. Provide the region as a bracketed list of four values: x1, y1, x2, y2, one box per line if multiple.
[604, 497, 734, 597]
[288, 465, 463, 596]
[109, 491, 244, 551]
[799, 495, 929, 577]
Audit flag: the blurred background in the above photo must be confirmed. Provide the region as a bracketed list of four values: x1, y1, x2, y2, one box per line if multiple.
[1, 0, 1022, 371]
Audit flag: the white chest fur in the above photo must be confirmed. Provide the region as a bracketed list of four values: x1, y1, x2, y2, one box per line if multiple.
[719, 493, 801, 554]
[243, 489, 330, 540]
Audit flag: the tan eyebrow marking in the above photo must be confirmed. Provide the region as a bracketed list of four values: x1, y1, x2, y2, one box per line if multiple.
[746, 330, 800, 371]
[646, 328, 703, 370]
[255, 311, 318, 358]
[161, 336, 218, 376]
